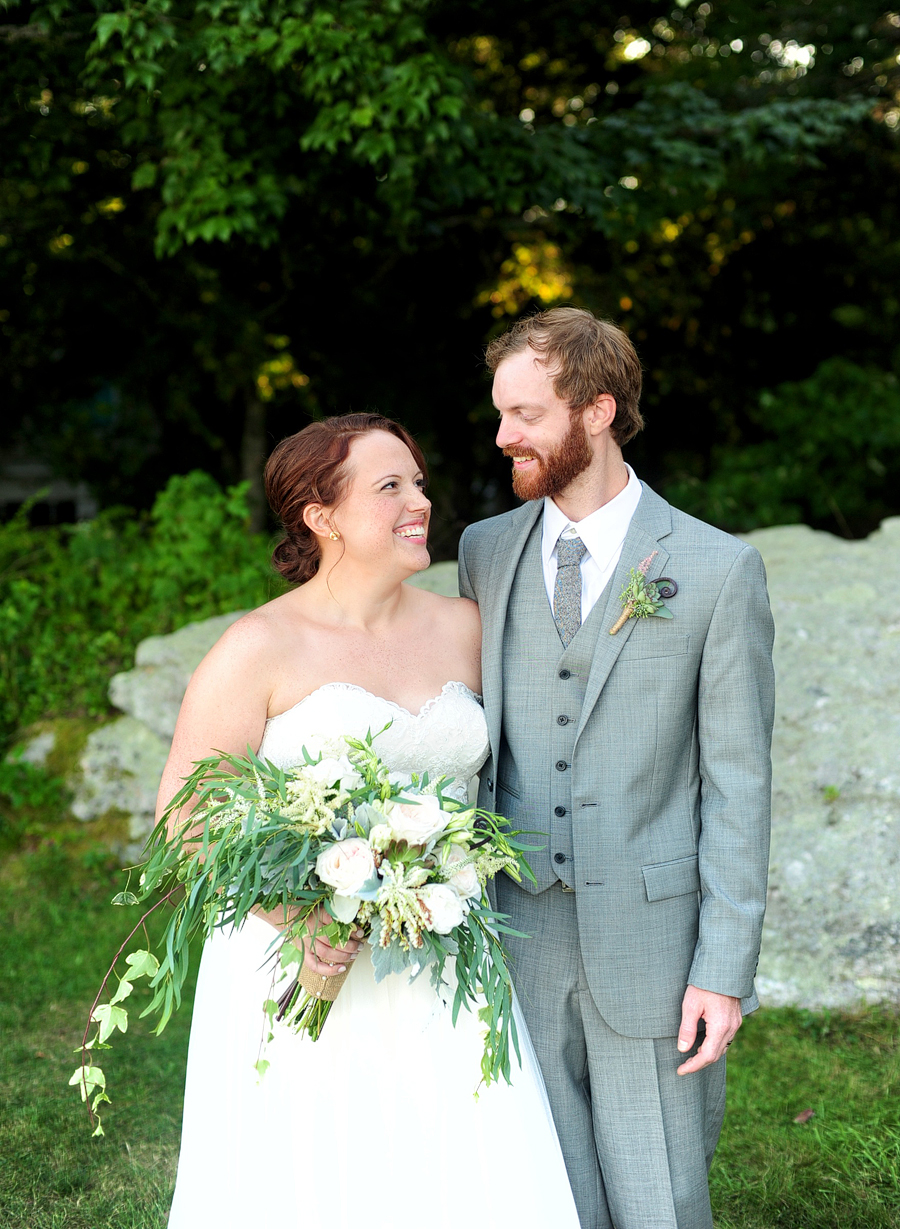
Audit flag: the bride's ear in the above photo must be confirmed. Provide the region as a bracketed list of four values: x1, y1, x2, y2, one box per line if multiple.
[302, 502, 335, 541]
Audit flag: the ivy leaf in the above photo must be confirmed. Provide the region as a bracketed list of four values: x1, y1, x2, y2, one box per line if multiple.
[69, 1065, 106, 1101]
[124, 950, 160, 980]
[111, 891, 140, 906]
[91, 1003, 129, 1044]
[109, 979, 134, 1005]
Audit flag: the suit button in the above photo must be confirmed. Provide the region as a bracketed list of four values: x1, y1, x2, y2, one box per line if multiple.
[558, 669, 571, 680]
[555, 760, 568, 772]
[554, 805, 566, 817]
[554, 852, 566, 864]
[487, 779, 494, 791]
[556, 715, 569, 725]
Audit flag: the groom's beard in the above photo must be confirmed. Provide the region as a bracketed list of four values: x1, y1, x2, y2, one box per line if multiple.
[504, 416, 593, 502]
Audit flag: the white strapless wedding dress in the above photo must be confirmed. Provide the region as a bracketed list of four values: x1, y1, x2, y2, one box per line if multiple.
[168, 682, 580, 1229]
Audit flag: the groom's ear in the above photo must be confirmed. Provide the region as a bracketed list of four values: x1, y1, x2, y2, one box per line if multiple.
[302, 502, 332, 540]
[585, 394, 617, 436]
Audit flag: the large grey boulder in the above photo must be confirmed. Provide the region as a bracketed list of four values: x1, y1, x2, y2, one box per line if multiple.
[743, 517, 900, 1008]
[108, 611, 246, 740]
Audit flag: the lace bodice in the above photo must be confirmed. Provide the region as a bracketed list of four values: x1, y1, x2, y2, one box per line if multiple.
[258, 681, 489, 803]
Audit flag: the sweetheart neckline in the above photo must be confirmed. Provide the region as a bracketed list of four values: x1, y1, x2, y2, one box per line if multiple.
[265, 680, 482, 726]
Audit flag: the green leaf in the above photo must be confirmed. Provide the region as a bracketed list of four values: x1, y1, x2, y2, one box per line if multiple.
[111, 891, 140, 906]
[131, 162, 158, 190]
[91, 1003, 129, 1044]
[124, 950, 160, 979]
[69, 1065, 106, 1101]
[108, 979, 134, 1005]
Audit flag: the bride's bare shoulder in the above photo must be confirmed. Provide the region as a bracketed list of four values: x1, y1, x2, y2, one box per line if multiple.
[191, 593, 307, 681]
[408, 587, 480, 640]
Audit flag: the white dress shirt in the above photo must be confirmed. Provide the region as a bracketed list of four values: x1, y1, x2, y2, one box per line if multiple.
[541, 464, 643, 623]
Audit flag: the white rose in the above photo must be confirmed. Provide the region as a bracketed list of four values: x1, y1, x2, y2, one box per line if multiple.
[307, 756, 363, 793]
[315, 838, 376, 895]
[387, 794, 447, 846]
[418, 884, 465, 934]
[330, 894, 362, 923]
[368, 823, 394, 850]
[443, 844, 480, 900]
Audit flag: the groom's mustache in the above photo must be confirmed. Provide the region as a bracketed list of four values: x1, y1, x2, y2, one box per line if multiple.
[503, 447, 544, 461]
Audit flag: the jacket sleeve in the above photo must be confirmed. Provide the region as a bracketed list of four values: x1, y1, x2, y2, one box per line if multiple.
[688, 544, 775, 1000]
[457, 526, 477, 603]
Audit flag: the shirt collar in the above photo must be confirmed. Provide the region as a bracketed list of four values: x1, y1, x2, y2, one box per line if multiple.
[541, 464, 642, 571]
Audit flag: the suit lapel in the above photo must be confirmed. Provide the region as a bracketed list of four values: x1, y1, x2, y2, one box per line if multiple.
[574, 484, 673, 747]
[480, 502, 544, 762]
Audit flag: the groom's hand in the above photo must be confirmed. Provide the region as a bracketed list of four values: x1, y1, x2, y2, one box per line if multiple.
[675, 985, 742, 1075]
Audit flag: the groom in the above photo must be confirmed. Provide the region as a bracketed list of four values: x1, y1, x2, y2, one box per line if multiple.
[458, 307, 774, 1229]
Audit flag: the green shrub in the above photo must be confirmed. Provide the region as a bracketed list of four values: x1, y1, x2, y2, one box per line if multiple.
[0, 472, 285, 747]
[664, 359, 900, 537]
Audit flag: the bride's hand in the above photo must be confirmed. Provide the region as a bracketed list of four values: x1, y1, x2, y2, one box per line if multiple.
[304, 905, 365, 978]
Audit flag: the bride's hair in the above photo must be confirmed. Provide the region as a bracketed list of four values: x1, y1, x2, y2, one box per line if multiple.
[265, 413, 428, 585]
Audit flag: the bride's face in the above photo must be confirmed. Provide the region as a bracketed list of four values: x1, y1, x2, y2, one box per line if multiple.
[329, 431, 430, 572]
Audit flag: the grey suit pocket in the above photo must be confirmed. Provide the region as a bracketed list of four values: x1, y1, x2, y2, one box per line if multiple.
[617, 634, 691, 661]
[642, 854, 700, 902]
[497, 779, 521, 800]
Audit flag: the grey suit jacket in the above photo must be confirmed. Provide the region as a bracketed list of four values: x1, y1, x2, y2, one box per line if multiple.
[458, 483, 776, 1036]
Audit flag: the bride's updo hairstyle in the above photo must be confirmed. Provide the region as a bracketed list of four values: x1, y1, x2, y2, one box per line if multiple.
[265, 413, 428, 585]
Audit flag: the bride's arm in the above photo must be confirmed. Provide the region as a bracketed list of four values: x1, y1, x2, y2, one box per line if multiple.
[154, 610, 363, 974]
[155, 612, 273, 840]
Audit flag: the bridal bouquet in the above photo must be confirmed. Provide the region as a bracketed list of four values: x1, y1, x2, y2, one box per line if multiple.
[71, 731, 538, 1135]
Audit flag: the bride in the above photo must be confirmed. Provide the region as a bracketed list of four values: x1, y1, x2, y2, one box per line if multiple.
[159, 413, 580, 1228]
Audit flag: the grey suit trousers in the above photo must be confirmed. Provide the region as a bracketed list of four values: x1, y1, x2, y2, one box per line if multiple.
[498, 877, 726, 1229]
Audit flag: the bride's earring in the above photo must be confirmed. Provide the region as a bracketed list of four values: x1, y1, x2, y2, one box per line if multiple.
[329, 529, 340, 541]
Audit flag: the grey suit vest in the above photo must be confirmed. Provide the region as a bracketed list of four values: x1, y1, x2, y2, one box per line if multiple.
[497, 521, 609, 892]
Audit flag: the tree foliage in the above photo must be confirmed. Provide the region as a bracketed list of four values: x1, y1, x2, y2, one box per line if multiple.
[1, 1, 899, 551]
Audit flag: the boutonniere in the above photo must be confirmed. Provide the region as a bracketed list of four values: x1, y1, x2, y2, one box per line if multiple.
[610, 550, 678, 635]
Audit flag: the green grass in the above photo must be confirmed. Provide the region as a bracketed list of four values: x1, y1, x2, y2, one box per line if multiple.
[0, 842, 194, 1229]
[1, 836, 897, 1228]
[712, 1005, 900, 1227]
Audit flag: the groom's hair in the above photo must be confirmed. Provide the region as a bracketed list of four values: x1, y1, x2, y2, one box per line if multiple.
[485, 307, 644, 446]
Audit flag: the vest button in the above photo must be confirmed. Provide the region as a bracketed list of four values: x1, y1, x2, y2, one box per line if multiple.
[554, 806, 566, 817]
[556, 715, 569, 725]
[554, 852, 566, 864]
[558, 669, 571, 680]
[555, 760, 568, 772]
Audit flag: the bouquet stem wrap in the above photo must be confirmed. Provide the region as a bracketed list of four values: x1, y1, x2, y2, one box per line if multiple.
[297, 964, 349, 1002]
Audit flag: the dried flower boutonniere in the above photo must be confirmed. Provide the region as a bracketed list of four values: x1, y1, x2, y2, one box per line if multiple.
[610, 550, 678, 635]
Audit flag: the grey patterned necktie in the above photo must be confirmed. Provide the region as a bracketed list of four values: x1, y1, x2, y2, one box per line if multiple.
[553, 535, 587, 648]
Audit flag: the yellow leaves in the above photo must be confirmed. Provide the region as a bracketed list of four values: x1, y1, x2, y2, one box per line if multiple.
[49, 234, 75, 254]
[256, 337, 310, 400]
[96, 197, 126, 216]
[71, 96, 118, 118]
[476, 240, 574, 318]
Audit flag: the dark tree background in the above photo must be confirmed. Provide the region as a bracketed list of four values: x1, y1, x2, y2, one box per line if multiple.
[2, 0, 899, 555]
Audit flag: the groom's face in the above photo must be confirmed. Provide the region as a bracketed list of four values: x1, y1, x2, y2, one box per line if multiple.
[493, 347, 593, 502]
